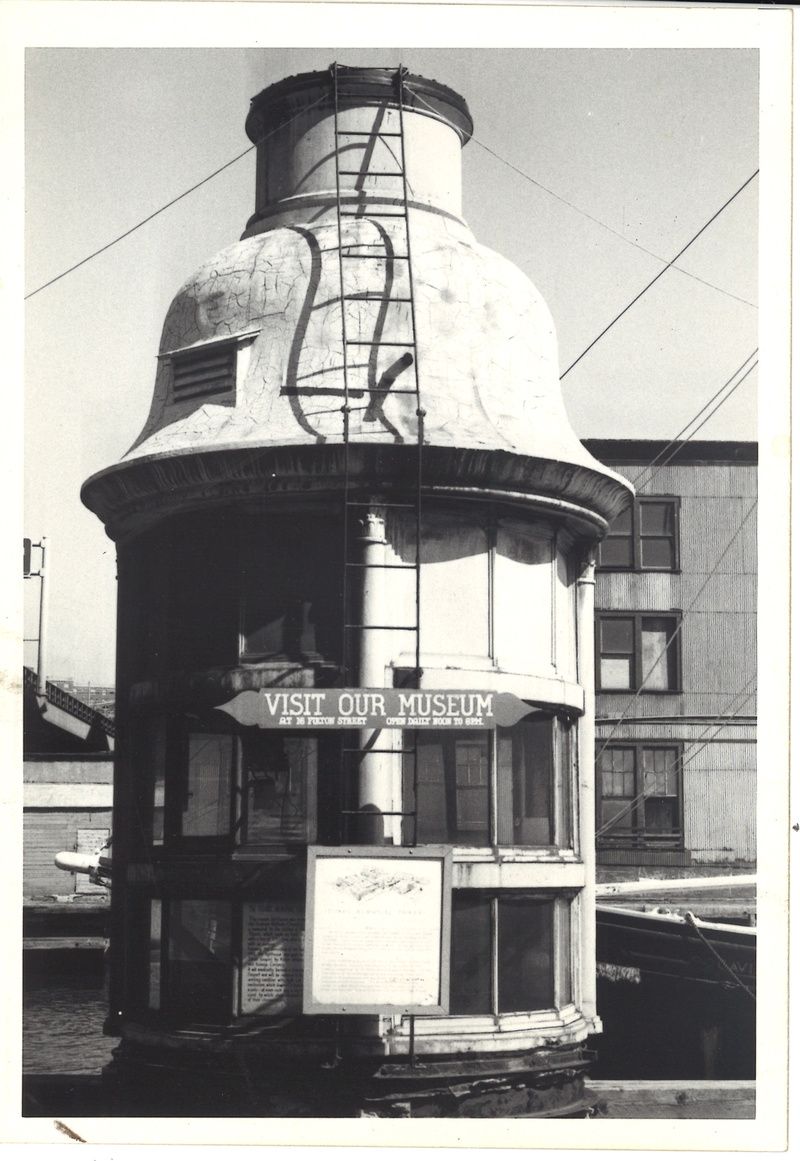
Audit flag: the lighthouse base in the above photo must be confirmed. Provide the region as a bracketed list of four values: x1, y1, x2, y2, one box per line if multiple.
[102, 1037, 594, 1117]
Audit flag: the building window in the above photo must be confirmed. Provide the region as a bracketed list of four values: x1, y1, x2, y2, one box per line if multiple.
[178, 727, 235, 840]
[239, 514, 341, 665]
[168, 900, 233, 1022]
[135, 715, 320, 852]
[240, 732, 317, 846]
[596, 744, 683, 849]
[171, 341, 236, 402]
[450, 892, 568, 1015]
[598, 498, 679, 571]
[596, 612, 681, 692]
[402, 713, 574, 848]
[147, 899, 162, 1010]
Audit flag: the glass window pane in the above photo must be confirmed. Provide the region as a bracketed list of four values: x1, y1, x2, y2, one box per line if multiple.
[240, 516, 341, 663]
[600, 617, 634, 653]
[497, 717, 553, 846]
[644, 797, 678, 835]
[404, 741, 448, 844]
[498, 898, 554, 1012]
[518, 717, 553, 845]
[148, 900, 161, 1010]
[454, 741, 490, 836]
[599, 537, 634, 568]
[169, 516, 237, 670]
[450, 894, 492, 1015]
[555, 719, 574, 849]
[640, 502, 673, 536]
[643, 749, 678, 796]
[601, 765, 634, 798]
[600, 657, 633, 689]
[600, 747, 634, 776]
[641, 618, 677, 690]
[242, 734, 316, 844]
[641, 538, 675, 569]
[496, 735, 514, 845]
[601, 799, 635, 833]
[555, 899, 572, 1007]
[405, 734, 491, 845]
[168, 900, 232, 1021]
[137, 718, 165, 845]
[182, 733, 233, 837]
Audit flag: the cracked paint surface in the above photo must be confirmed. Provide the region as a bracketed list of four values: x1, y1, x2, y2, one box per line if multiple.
[125, 205, 607, 478]
[120, 89, 618, 494]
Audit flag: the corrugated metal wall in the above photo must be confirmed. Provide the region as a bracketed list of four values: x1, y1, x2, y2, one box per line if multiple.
[683, 744, 757, 863]
[24, 808, 112, 898]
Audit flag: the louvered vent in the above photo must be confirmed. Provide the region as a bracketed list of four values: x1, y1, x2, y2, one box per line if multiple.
[172, 343, 236, 401]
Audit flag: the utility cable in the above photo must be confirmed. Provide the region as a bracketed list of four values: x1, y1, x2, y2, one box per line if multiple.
[559, 170, 759, 380]
[471, 137, 756, 312]
[633, 359, 758, 492]
[595, 497, 757, 761]
[684, 913, 755, 1000]
[407, 85, 756, 311]
[25, 94, 329, 301]
[595, 674, 756, 837]
[631, 351, 758, 489]
[595, 671, 756, 838]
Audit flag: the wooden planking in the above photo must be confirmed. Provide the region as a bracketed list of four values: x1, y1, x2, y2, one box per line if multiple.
[589, 1080, 755, 1119]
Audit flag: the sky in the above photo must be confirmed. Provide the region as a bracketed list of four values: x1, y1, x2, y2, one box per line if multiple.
[23, 39, 761, 685]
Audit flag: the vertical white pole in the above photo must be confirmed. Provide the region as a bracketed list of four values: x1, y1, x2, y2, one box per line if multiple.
[356, 506, 393, 843]
[36, 536, 49, 697]
[576, 550, 598, 1024]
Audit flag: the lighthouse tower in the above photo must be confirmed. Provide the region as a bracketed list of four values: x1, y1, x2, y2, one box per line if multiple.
[82, 65, 632, 1117]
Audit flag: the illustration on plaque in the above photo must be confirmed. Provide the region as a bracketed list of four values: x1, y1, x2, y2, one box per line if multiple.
[334, 868, 424, 900]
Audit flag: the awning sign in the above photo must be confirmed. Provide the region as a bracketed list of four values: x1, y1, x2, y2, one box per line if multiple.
[215, 688, 533, 730]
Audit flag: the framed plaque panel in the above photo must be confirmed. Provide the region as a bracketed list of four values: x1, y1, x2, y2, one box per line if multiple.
[239, 900, 304, 1016]
[303, 846, 452, 1015]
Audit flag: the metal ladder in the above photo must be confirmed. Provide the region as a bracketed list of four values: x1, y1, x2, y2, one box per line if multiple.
[330, 63, 424, 846]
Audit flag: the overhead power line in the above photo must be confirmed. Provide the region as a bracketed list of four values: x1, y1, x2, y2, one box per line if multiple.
[595, 496, 757, 762]
[408, 86, 756, 311]
[595, 672, 756, 838]
[470, 138, 756, 311]
[559, 170, 759, 381]
[25, 95, 329, 301]
[631, 350, 758, 489]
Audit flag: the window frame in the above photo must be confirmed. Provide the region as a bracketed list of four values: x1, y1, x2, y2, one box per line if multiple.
[402, 711, 576, 851]
[237, 729, 319, 851]
[597, 496, 681, 573]
[162, 715, 238, 850]
[449, 890, 571, 1017]
[595, 610, 682, 694]
[595, 741, 684, 851]
[138, 896, 236, 1025]
[134, 711, 322, 856]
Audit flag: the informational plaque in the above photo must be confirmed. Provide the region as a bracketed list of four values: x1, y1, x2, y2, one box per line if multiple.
[304, 846, 451, 1015]
[240, 901, 304, 1015]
